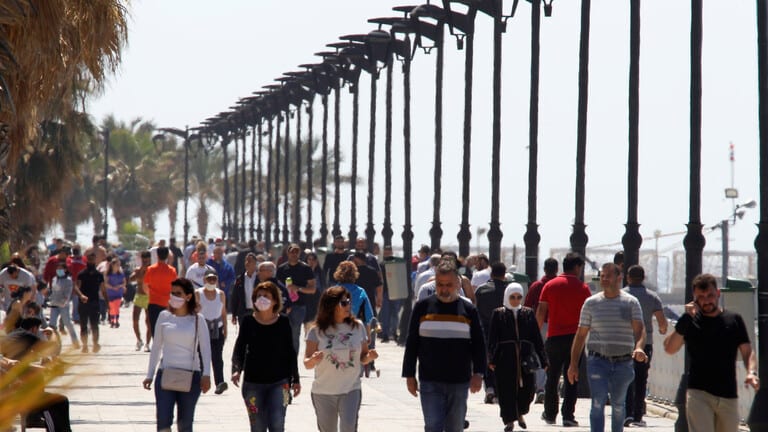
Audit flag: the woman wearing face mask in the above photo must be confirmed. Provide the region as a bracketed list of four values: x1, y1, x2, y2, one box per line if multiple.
[48, 261, 80, 348]
[143, 277, 211, 432]
[231, 281, 299, 432]
[194, 269, 229, 395]
[487, 283, 548, 432]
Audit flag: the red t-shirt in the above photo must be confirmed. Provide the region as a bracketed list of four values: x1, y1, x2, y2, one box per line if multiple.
[144, 262, 177, 306]
[539, 273, 591, 338]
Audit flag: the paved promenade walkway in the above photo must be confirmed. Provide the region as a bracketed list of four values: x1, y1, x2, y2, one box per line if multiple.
[39, 310, 685, 431]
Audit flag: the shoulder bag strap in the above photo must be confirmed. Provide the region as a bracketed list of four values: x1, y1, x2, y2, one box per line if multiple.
[513, 313, 523, 388]
[192, 314, 199, 371]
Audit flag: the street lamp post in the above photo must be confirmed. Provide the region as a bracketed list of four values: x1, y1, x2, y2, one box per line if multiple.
[718, 199, 757, 288]
[102, 128, 110, 243]
[155, 126, 197, 246]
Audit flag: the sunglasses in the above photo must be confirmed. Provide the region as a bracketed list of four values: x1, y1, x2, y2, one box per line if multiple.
[509, 295, 523, 300]
[339, 299, 351, 307]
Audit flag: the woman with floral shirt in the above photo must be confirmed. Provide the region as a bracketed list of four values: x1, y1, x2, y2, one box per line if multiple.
[304, 286, 378, 432]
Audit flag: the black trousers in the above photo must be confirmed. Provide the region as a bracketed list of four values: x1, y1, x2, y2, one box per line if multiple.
[77, 302, 99, 345]
[148, 303, 166, 338]
[495, 367, 535, 424]
[625, 343, 653, 421]
[27, 392, 72, 432]
[543, 333, 583, 422]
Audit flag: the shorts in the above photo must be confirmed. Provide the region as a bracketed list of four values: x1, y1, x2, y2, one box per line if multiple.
[133, 293, 149, 309]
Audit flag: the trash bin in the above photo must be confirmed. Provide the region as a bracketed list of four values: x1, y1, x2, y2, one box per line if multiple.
[384, 257, 409, 301]
[315, 246, 328, 269]
[722, 277, 756, 346]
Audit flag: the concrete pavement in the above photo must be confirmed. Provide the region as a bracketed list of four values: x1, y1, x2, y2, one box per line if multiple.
[38, 309, 685, 431]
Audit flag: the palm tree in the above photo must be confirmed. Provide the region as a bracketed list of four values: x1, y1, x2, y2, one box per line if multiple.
[0, 1, 129, 165]
[103, 117, 185, 237]
[0, 1, 129, 248]
[190, 147, 223, 239]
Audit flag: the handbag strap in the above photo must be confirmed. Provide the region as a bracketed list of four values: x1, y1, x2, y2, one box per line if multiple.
[192, 314, 198, 371]
[513, 311, 523, 388]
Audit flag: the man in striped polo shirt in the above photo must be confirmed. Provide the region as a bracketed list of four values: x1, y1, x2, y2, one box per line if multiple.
[567, 262, 647, 432]
[403, 261, 486, 432]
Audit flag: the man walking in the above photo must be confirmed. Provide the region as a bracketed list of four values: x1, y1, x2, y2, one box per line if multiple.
[129, 251, 152, 352]
[524, 257, 558, 403]
[623, 265, 668, 427]
[276, 243, 316, 354]
[73, 252, 107, 353]
[402, 261, 486, 432]
[230, 252, 259, 325]
[144, 246, 177, 339]
[567, 263, 647, 432]
[536, 252, 591, 427]
[322, 235, 349, 286]
[664, 273, 759, 432]
[474, 261, 509, 404]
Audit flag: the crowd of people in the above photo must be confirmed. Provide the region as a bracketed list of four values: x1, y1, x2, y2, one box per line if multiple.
[0, 233, 761, 432]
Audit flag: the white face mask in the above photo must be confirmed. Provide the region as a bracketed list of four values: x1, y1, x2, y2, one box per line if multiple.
[204, 283, 217, 291]
[168, 294, 186, 309]
[509, 304, 522, 312]
[254, 296, 272, 312]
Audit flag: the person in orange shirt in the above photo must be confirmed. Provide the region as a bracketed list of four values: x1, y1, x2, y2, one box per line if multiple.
[144, 246, 178, 340]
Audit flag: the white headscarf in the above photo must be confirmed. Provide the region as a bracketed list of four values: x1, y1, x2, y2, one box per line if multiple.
[503, 283, 525, 311]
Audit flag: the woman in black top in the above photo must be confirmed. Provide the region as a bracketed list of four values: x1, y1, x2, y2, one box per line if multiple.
[231, 281, 300, 432]
[487, 283, 547, 432]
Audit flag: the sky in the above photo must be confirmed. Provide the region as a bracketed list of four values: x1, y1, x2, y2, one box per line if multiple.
[86, 0, 762, 275]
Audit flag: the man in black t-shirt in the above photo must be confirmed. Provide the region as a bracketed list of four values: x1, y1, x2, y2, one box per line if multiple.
[351, 251, 382, 311]
[73, 252, 106, 353]
[276, 244, 316, 355]
[322, 235, 349, 286]
[663, 273, 759, 431]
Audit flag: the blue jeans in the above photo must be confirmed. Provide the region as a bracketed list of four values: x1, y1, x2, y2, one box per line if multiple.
[287, 305, 306, 355]
[154, 369, 202, 432]
[586, 355, 635, 432]
[49, 305, 79, 345]
[242, 379, 288, 432]
[379, 296, 403, 340]
[419, 380, 469, 432]
[70, 297, 79, 322]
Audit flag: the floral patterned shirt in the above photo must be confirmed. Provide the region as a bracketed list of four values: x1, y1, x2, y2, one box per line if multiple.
[306, 320, 367, 395]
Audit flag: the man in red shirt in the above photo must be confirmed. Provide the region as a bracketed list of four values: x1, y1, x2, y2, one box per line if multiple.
[42, 249, 68, 284]
[144, 246, 177, 339]
[535, 252, 591, 427]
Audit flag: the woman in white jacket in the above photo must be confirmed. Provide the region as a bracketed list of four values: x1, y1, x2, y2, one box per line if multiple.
[143, 277, 211, 432]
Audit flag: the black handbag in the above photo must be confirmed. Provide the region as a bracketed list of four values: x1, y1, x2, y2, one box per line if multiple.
[514, 313, 540, 375]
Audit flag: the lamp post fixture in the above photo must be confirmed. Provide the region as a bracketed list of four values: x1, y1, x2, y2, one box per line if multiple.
[315, 52, 346, 241]
[441, 0, 477, 258]
[570, 0, 592, 260]
[102, 127, 110, 243]
[400, 3, 448, 251]
[299, 62, 337, 246]
[715, 199, 756, 287]
[154, 126, 201, 246]
[749, 1, 768, 429]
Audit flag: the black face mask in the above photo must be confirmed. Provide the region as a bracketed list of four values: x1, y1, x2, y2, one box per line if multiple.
[87, 263, 96, 269]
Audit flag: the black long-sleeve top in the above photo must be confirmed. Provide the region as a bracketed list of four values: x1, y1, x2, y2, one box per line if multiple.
[402, 296, 487, 383]
[487, 306, 548, 370]
[231, 313, 299, 384]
